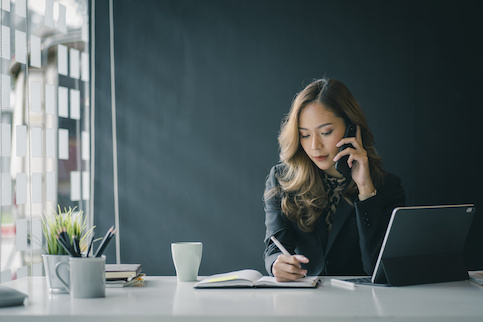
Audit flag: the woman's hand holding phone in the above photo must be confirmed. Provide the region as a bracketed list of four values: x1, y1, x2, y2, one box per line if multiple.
[272, 254, 309, 282]
[333, 125, 375, 196]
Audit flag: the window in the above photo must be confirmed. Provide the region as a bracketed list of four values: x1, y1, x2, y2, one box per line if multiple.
[0, 0, 90, 282]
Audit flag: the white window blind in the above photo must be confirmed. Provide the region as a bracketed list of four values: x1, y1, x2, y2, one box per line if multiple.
[0, 0, 91, 282]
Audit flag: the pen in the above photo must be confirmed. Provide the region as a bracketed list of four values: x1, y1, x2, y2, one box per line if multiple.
[330, 278, 356, 290]
[270, 236, 291, 256]
[271, 236, 308, 278]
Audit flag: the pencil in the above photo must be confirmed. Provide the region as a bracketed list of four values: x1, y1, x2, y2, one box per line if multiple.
[97, 229, 116, 257]
[72, 235, 81, 257]
[94, 227, 114, 257]
[95, 230, 114, 257]
[86, 233, 95, 257]
[56, 235, 74, 256]
[75, 235, 81, 256]
[59, 227, 70, 247]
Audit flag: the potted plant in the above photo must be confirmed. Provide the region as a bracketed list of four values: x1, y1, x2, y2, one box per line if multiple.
[40, 206, 93, 293]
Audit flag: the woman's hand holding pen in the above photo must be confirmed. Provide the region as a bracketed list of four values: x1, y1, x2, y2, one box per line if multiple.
[270, 236, 309, 281]
[272, 254, 309, 282]
[333, 125, 375, 195]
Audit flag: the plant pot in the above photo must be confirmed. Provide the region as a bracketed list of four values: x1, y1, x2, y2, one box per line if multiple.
[42, 254, 70, 294]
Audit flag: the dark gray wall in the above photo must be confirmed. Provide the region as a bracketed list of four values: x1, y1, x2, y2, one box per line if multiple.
[94, 0, 483, 276]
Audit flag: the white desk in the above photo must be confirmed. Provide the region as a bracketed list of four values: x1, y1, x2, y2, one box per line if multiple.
[1, 276, 483, 321]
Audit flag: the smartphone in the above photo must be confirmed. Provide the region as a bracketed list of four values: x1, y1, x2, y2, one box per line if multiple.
[335, 122, 357, 178]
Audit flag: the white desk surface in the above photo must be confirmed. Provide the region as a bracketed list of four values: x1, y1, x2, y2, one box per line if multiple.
[1, 276, 483, 321]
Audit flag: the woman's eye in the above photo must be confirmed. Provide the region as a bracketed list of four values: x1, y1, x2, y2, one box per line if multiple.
[322, 130, 333, 136]
[300, 133, 309, 139]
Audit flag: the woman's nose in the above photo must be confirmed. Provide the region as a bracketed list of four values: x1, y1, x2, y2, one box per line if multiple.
[311, 136, 323, 150]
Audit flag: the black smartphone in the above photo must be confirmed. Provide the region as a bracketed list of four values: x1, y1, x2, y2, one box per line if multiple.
[335, 122, 357, 178]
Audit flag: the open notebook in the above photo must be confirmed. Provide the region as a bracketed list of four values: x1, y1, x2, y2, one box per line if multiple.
[194, 269, 319, 288]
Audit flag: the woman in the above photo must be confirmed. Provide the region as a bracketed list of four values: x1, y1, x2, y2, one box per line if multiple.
[263, 78, 405, 281]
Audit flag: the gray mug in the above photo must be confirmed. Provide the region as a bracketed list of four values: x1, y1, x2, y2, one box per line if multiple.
[55, 256, 106, 298]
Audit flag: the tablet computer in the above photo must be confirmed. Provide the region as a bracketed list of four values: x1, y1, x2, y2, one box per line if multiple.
[346, 204, 475, 287]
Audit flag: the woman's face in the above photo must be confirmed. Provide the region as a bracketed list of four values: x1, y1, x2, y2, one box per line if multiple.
[298, 102, 347, 177]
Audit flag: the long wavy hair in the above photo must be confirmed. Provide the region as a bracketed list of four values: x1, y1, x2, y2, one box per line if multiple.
[265, 78, 385, 232]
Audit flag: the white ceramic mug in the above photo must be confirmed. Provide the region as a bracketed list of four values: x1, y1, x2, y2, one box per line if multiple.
[55, 256, 106, 298]
[171, 242, 202, 282]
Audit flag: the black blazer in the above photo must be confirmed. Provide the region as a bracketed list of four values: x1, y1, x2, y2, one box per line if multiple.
[263, 164, 406, 276]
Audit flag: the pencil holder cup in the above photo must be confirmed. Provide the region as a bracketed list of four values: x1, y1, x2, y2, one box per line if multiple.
[171, 242, 202, 282]
[55, 256, 106, 299]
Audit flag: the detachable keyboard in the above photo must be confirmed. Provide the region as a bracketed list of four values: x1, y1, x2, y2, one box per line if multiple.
[344, 277, 372, 284]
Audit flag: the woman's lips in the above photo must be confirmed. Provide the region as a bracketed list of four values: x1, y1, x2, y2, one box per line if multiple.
[314, 155, 328, 162]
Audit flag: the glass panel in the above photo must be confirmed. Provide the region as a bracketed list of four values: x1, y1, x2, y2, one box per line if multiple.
[1, 0, 90, 281]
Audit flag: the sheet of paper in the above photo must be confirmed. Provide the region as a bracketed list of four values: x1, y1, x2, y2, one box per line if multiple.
[82, 131, 89, 160]
[58, 86, 68, 118]
[32, 173, 42, 203]
[1, 173, 11, 206]
[57, 44, 68, 76]
[71, 171, 81, 201]
[207, 275, 240, 283]
[15, 30, 27, 64]
[16, 125, 27, 157]
[15, 0, 26, 17]
[1, 123, 10, 157]
[70, 48, 80, 79]
[31, 36, 41, 68]
[16, 173, 27, 205]
[81, 52, 89, 81]
[58, 128, 69, 160]
[31, 81, 42, 113]
[58, 4, 67, 33]
[32, 127, 42, 158]
[47, 171, 56, 201]
[45, 84, 56, 115]
[44, 0, 54, 28]
[83, 171, 89, 200]
[46, 128, 56, 158]
[1, 26, 10, 60]
[70, 89, 80, 119]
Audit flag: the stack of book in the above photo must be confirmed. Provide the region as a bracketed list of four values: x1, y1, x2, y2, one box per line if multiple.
[105, 264, 144, 288]
[469, 271, 483, 286]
